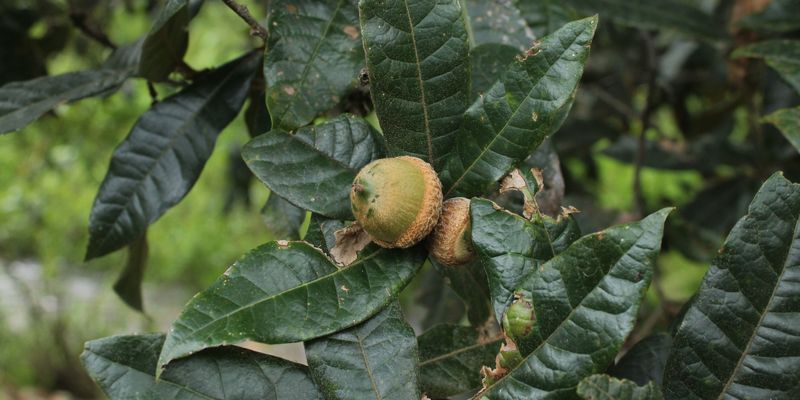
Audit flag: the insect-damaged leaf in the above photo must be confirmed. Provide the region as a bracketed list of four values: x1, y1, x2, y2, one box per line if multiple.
[85, 52, 260, 260]
[157, 241, 426, 373]
[663, 173, 800, 400]
[265, 0, 364, 130]
[440, 16, 596, 198]
[359, 0, 470, 170]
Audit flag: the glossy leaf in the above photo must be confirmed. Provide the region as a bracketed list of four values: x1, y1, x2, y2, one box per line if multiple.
[561, 0, 725, 42]
[265, 0, 363, 130]
[663, 173, 800, 400]
[441, 16, 596, 198]
[479, 208, 671, 399]
[0, 69, 130, 134]
[85, 52, 260, 260]
[242, 114, 384, 219]
[608, 333, 672, 387]
[359, 0, 470, 170]
[304, 214, 346, 252]
[139, 0, 189, 81]
[261, 194, 306, 240]
[577, 374, 663, 400]
[419, 324, 502, 398]
[464, 0, 535, 50]
[433, 258, 493, 327]
[113, 232, 149, 312]
[732, 40, 800, 95]
[738, 0, 800, 32]
[764, 107, 800, 154]
[157, 241, 426, 372]
[470, 198, 581, 322]
[306, 302, 419, 400]
[469, 43, 519, 102]
[82, 333, 322, 400]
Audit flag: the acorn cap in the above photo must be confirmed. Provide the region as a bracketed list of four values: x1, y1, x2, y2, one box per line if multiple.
[429, 197, 475, 266]
[350, 156, 442, 248]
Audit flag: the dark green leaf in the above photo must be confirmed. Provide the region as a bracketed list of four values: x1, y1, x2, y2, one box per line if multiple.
[732, 40, 800, 95]
[242, 114, 384, 219]
[244, 91, 271, 138]
[306, 302, 419, 400]
[763, 107, 800, 154]
[0, 69, 130, 134]
[738, 0, 800, 33]
[516, 0, 578, 37]
[419, 324, 501, 398]
[602, 137, 708, 171]
[359, 0, 470, 170]
[577, 374, 663, 400]
[113, 232, 149, 313]
[663, 173, 800, 400]
[561, 0, 725, 42]
[261, 194, 306, 240]
[464, 0, 535, 50]
[469, 43, 519, 103]
[157, 241, 426, 372]
[103, 39, 144, 71]
[139, 0, 189, 81]
[265, 0, 364, 130]
[304, 214, 346, 252]
[479, 208, 671, 399]
[433, 258, 493, 327]
[608, 333, 672, 387]
[82, 333, 322, 400]
[441, 16, 596, 198]
[470, 198, 581, 323]
[85, 52, 260, 260]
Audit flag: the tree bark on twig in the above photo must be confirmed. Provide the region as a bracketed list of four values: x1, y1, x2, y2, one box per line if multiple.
[220, 0, 268, 40]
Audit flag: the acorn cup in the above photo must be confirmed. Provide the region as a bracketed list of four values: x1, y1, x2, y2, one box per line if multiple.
[350, 156, 443, 248]
[429, 197, 476, 266]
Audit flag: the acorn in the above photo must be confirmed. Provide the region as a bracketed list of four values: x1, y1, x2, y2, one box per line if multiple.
[350, 156, 443, 248]
[429, 197, 475, 266]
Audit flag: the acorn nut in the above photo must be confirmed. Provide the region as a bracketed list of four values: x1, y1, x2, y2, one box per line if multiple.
[350, 156, 443, 248]
[429, 197, 475, 266]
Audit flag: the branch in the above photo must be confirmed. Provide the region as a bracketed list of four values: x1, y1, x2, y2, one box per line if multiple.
[220, 0, 268, 40]
[632, 30, 658, 218]
[69, 11, 117, 50]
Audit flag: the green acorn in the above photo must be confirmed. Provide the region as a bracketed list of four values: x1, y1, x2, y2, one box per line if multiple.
[350, 156, 443, 248]
[429, 197, 475, 266]
[502, 294, 537, 345]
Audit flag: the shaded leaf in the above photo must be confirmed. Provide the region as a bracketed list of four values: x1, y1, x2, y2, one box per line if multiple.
[479, 208, 671, 399]
[464, 0, 535, 50]
[441, 16, 596, 198]
[763, 106, 800, 154]
[523, 138, 565, 218]
[85, 52, 260, 260]
[577, 374, 663, 400]
[305, 214, 347, 252]
[732, 40, 800, 95]
[607, 333, 672, 387]
[433, 258, 494, 327]
[243, 114, 384, 219]
[470, 198, 581, 323]
[82, 333, 322, 400]
[419, 324, 502, 398]
[306, 302, 419, 400]
[103, 39, 144, 71]
[139, 0, 189, 81]
[359, 0, 470, 170]
[113, 232, 149, 313]
[562, 0, 725, 42]
[516, 0, 578, 37]
[664, 173, 800, 400]
[157, 241, 426, 372]
[738, 0, 800, 33]
[265, 0, 363, 130]
[469, 43, 519, 102]
[0, 69, 130, 134]
[261, 194, 306, 240]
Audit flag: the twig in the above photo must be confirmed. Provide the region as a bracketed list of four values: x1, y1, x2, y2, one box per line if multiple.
[632, 30, 658, 218]
[147, 81, 159, 105]
[69, 11, 117, 49]
[220, 0, 268, 40]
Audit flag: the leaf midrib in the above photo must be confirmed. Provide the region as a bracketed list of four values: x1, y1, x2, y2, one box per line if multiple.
[715, 214, 800, 399]
[419, 337, 501, 366]
[444, 23, 590, 197]
[402, 0, 435, 165]
[355, 330, 383, 400]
